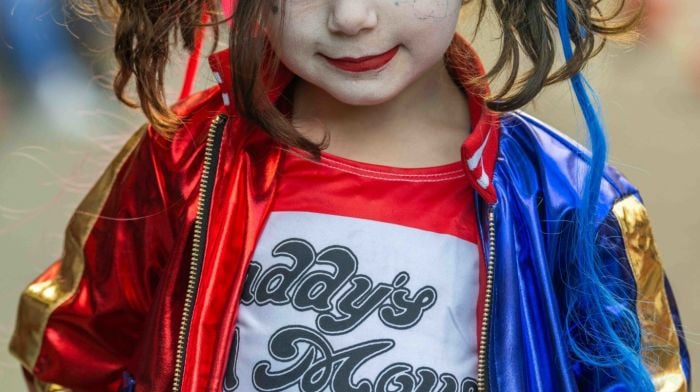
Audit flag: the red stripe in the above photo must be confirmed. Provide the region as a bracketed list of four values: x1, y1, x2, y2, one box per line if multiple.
[272, 148, 479, 243]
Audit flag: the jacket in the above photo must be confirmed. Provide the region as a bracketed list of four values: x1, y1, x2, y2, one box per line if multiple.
[8, 32, 691, 392]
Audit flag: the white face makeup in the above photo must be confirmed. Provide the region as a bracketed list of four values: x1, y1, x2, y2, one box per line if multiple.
[264, 0, 463, 106]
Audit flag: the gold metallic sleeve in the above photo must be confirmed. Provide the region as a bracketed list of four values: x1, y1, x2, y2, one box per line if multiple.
[612, 195, 688, 392]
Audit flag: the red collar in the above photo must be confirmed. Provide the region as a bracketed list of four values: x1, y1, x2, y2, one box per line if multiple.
[208, 32, 500, 203]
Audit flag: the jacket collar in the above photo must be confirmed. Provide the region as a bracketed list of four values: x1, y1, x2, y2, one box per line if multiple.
[208, 32, 500, 203]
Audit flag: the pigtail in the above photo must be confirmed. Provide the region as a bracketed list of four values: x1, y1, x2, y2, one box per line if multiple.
[477, 0, 638, 111]
[465, 0, 650, 388]
[483, 0, 652, 389]
[73, 0, 221, 138]
[228, 1, 330, 161]
[555, 3, 655, 391]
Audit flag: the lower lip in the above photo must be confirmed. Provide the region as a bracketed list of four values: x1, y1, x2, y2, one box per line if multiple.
[323, 46, 400, 73]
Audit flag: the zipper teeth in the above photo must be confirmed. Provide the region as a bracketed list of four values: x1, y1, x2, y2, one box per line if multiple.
[477, 205, 496, 391]
[172, 114, 227, 392]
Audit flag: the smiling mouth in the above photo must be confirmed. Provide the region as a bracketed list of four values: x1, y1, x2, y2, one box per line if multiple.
[325, 46, 398, 62]
[321, 45, 400, 73]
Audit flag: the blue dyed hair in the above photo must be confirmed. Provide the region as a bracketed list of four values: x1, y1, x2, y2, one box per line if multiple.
[554, 1, 653, 389]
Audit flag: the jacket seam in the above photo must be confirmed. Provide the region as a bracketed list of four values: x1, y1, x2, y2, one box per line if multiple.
[510, 110, 627, 198]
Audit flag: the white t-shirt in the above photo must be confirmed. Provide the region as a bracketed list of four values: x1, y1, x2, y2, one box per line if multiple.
[222, 147, 483, 392]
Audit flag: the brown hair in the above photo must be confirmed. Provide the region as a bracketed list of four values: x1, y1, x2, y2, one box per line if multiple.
[76, 0, 641, 159]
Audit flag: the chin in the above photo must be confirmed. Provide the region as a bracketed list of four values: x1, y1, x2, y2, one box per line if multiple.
[333, 93, 392, 106]
[323, 81, 403, 107]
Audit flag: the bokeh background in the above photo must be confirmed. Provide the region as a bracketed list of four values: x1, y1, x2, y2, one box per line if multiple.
[0, 0, 698, 388]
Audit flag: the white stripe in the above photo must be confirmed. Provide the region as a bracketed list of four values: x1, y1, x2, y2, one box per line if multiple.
[222, 93, 231, 106]
[466, 130, 491, 171]
[213, 72, 223, 84]
[476, 168, 490, 189]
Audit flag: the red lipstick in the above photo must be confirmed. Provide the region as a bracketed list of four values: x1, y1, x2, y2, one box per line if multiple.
[323, 45, 400, 73]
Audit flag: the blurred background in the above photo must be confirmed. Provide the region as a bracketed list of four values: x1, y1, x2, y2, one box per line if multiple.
[0, 0, 698, 388]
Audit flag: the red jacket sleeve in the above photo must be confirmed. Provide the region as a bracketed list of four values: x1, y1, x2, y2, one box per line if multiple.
[8, 124, 160, 391]
[7, 85, 223, 392]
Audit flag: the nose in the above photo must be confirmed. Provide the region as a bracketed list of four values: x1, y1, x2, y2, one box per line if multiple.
[328, 0, 378, 36]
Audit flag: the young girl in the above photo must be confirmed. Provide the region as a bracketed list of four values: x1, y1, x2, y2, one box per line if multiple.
[8, 0, 691, 391]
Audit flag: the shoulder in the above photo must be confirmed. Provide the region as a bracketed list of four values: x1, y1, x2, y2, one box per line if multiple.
[146, 84, 229, 158]
[97, 84, 232, 216]
[139, 83, 232, 175]
[494, 110, 641, 222]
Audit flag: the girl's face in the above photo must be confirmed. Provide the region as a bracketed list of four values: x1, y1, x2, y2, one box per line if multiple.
[264, 0, 464, 106]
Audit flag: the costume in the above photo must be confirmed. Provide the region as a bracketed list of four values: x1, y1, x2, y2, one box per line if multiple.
[8, 32, 690, 392]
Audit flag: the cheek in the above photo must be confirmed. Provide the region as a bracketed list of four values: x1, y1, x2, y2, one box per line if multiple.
[266, 4, 323, 53]
[411, 0, 456, 19]
[395, 0, 462, 35]
[265, 24, 308, 67]
[399, 1, 462, 49]
[267, 31, 320, 80]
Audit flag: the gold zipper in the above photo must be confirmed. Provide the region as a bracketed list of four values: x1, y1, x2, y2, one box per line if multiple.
[477, 204, 496, 391]
[172, 113, 228, 392]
